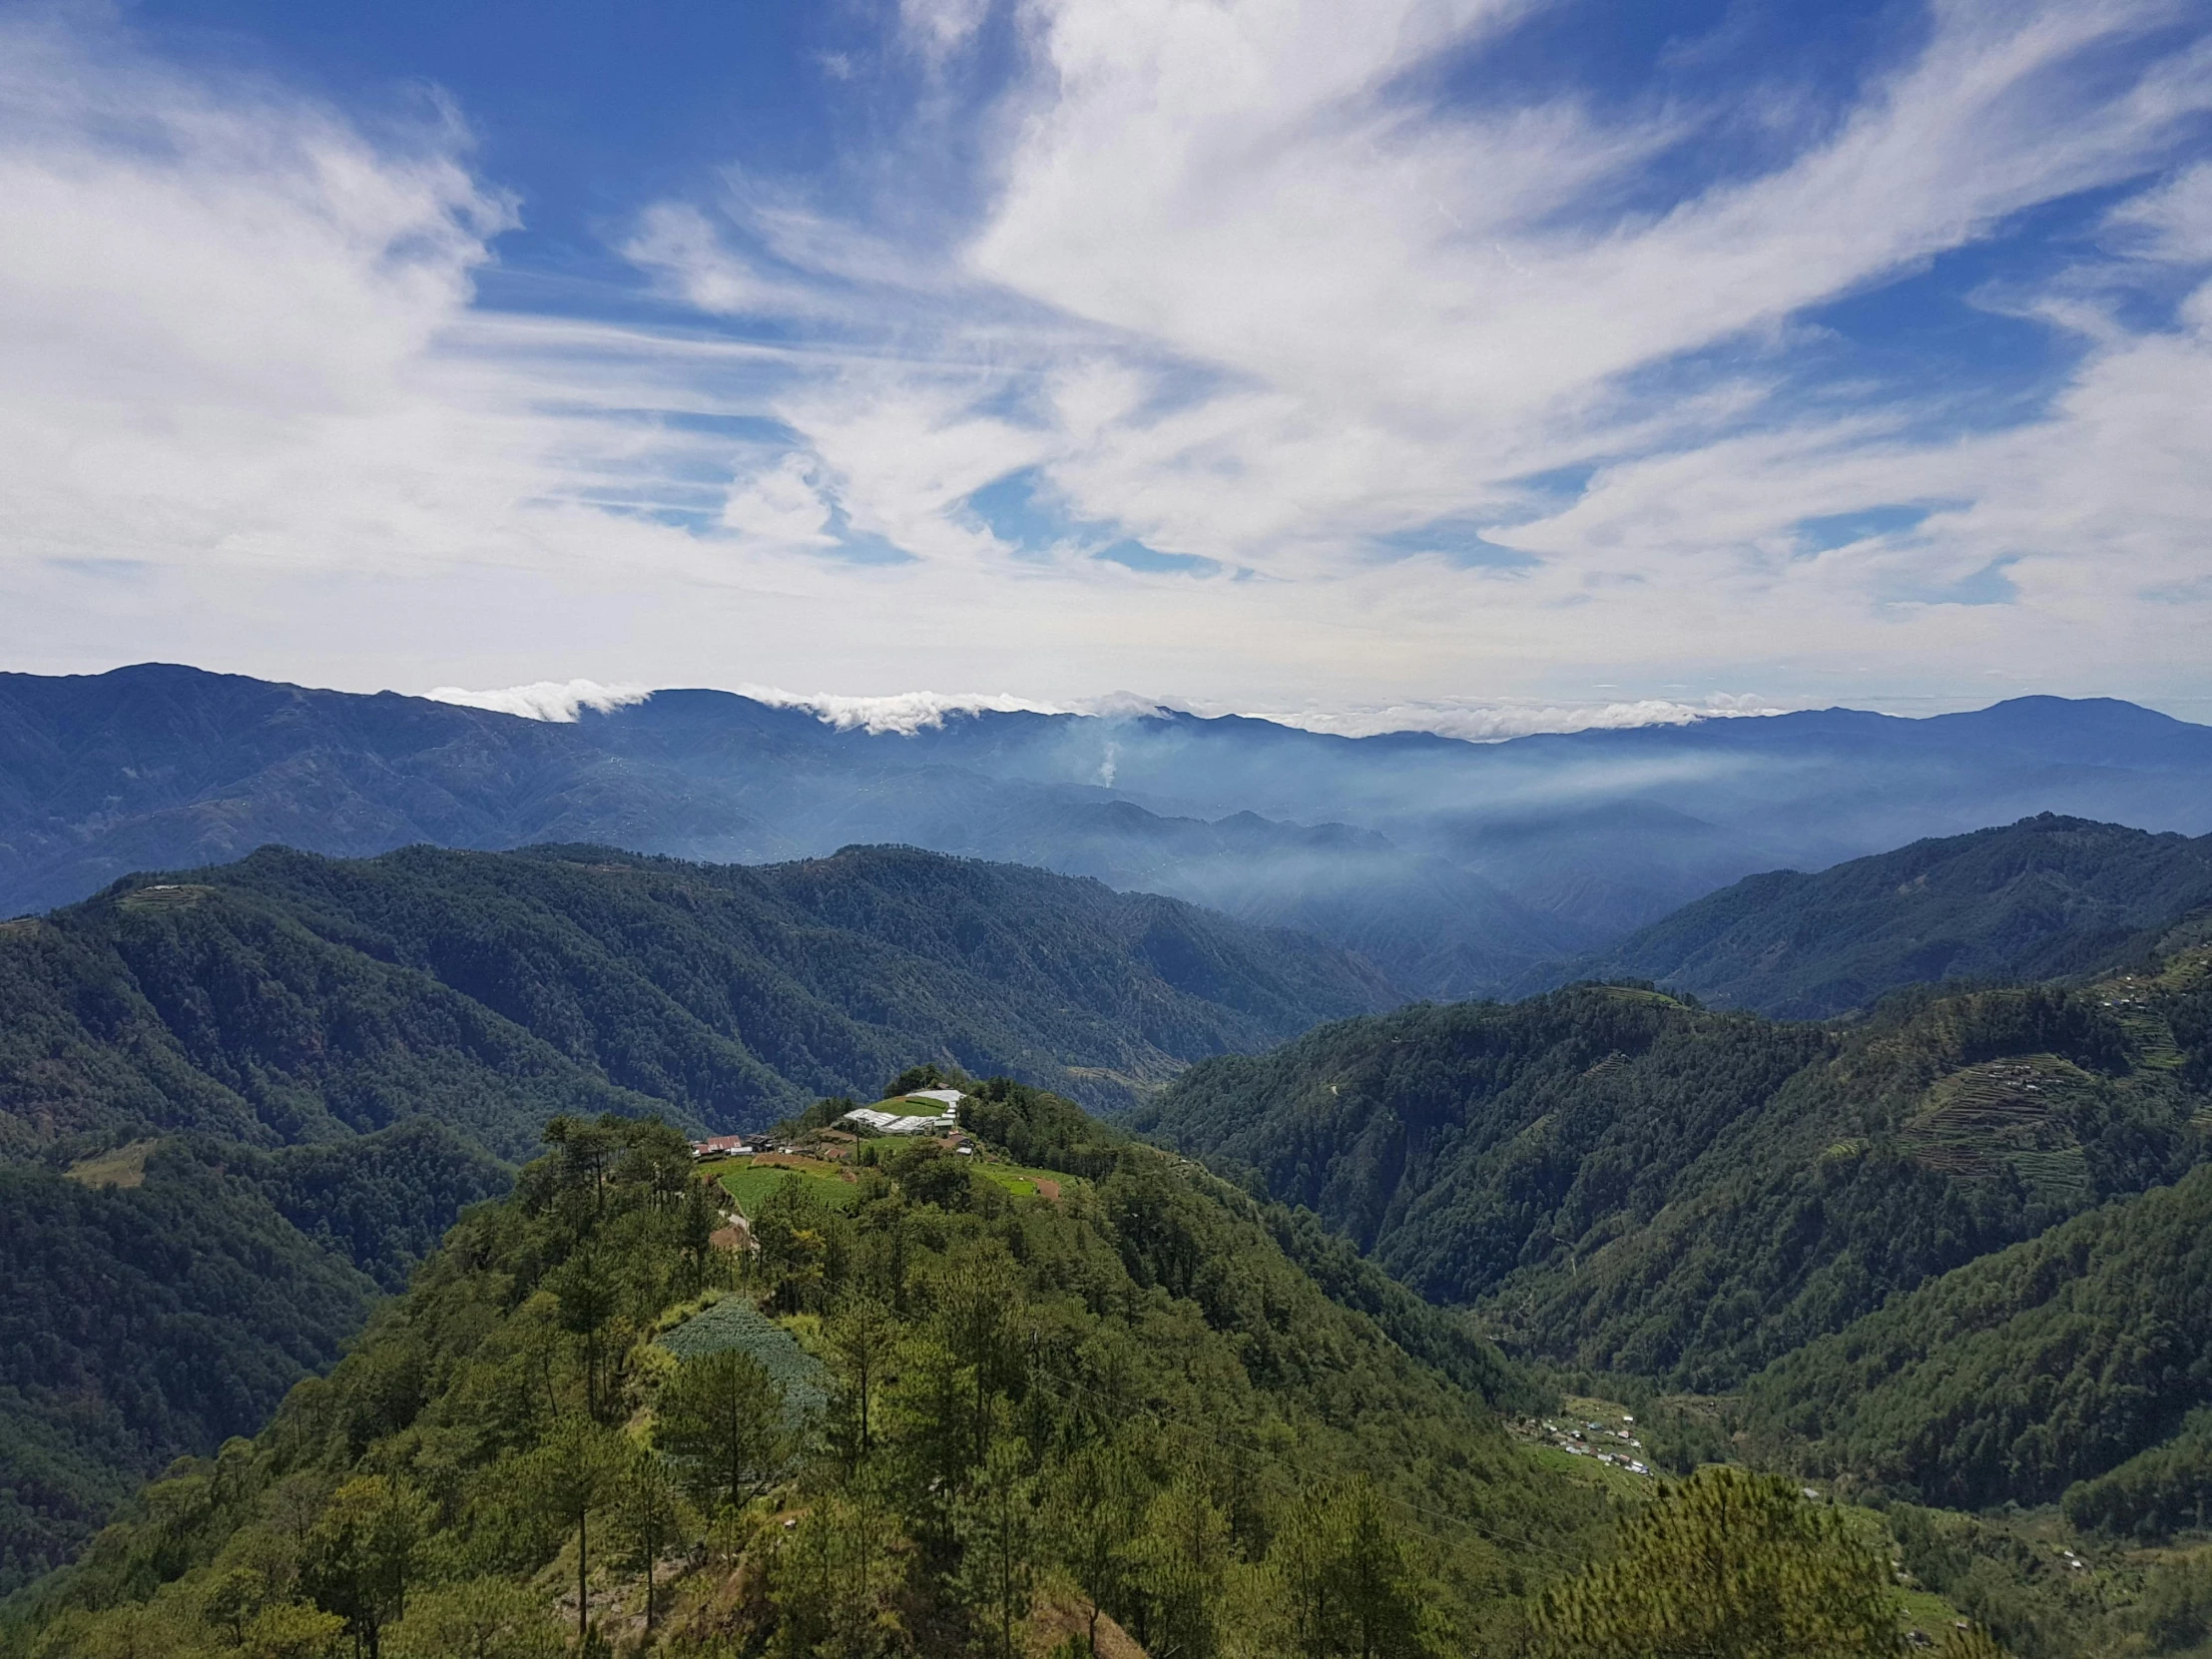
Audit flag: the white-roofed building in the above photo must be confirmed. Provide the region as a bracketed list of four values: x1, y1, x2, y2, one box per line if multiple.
[840, 1107, 945, 1135]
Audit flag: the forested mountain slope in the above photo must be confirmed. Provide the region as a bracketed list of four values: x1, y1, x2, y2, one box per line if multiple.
[1566, 815, 2212, 1017]
[1742, 1157, 2212, 1514]
[0, 840, 1388, 1593]
[1727, 943, 2212, 1514]
[2, 1090, 1623, 1658]
[0, 665, 1582, 996]
[1, 840, 1393, 1162]
[0, 1125, 509, 1594]
[1139, 958, 2212, 1390]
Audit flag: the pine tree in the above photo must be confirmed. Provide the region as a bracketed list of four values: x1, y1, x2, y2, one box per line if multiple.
[1043, 1443, 1142, 1657]
[954, 1437, 1039, 1659]
[654, 1349, 788, 1513]
[1533, 1466, 1903, 1659]
[1275, 1477, 1427, 1659]
[523, 1416, 625, 1650]
[1132, 1474, 1232, 1659]
[300, 1474, 428, 1659]
[615, 1447, 692, 1634]
[826, 1294, 898, 1461]
[548, 1244, 620, 1420]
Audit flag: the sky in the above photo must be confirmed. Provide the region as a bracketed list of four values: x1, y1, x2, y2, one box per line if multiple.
[1, 0, 2209, 737]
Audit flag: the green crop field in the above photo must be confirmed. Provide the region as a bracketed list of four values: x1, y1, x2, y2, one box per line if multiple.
[970, 1163, 1038, 1197]
[656, 1296, 828, 1426]
[716, 1158, 854, 1219]
[969, 1162, 1076, 1199]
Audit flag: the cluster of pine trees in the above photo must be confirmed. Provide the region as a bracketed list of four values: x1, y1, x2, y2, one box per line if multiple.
[1, 1081, 1983, 1658]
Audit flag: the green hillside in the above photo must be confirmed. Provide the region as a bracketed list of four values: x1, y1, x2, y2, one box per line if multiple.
[1567, 815, 2212, 1018]
[1740, 1157, 2212, 1511]
[1728, 942, 2212, 1513]
[1, 841, 1395, 1161]
[1, 1089, 1640, 1659]
[1139, 956, 2212, 1390]
[0, 1126, 510, 1593]
[0, 840, 1396, 1596]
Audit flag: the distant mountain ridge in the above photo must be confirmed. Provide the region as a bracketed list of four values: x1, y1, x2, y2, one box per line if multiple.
[1557, 815, 2212, 1017]
[2, 840, 1393, 1156]
[7, 665, 2212, 996]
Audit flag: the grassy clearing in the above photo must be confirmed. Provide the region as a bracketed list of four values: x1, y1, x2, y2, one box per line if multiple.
[1524, 1440, 1652, 1500]
[117, 884, 217, 912]
[65, 1142, 156, 1189]
[970, 1164, 1036, 1197]
[970, 1162, 1078, 1200]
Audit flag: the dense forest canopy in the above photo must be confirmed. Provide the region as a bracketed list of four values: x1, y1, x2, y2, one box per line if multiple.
[1568, 815, 2212, 1018]
[0, 1126, 511, 1593]
[1141, 958, 2212, 1392]
[0, 839, 1396, 1596]
[1, 841, 1394, 1159]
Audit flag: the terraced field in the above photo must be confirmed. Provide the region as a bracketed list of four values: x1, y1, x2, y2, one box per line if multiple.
[1898, 1056, 2094, 1203]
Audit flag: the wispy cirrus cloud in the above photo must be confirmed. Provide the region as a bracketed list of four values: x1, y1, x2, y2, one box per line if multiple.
[629, 0, 2212, 678]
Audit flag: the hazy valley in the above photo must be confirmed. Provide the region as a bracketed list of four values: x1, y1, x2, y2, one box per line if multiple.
[5, 681, 2212, 1657]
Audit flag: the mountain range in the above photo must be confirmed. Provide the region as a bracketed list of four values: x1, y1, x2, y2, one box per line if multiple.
[1140, 922, 2212, 1570]
[11, 664, 2212, 1653]
[1137, 968, 2200, 1387]
[9, 664, 2212, 996]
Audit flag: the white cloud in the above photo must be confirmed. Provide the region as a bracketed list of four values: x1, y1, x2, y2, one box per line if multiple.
[721, 453, 839, 545]
[899, 0, 992, 64]
[726, 682, 1794, 742]
[425, 680, 655, 722]
[2109, 160, 2212, 260]
[739, 684, 1071, 734]
[625, 203, 798, 317]
[1279, 696, 1790, 742]
[940, 0, 2212, 573]
[599, 0, 2211, 709]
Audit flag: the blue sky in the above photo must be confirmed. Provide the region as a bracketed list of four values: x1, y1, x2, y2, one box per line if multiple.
[0, 0, 2208, 736]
